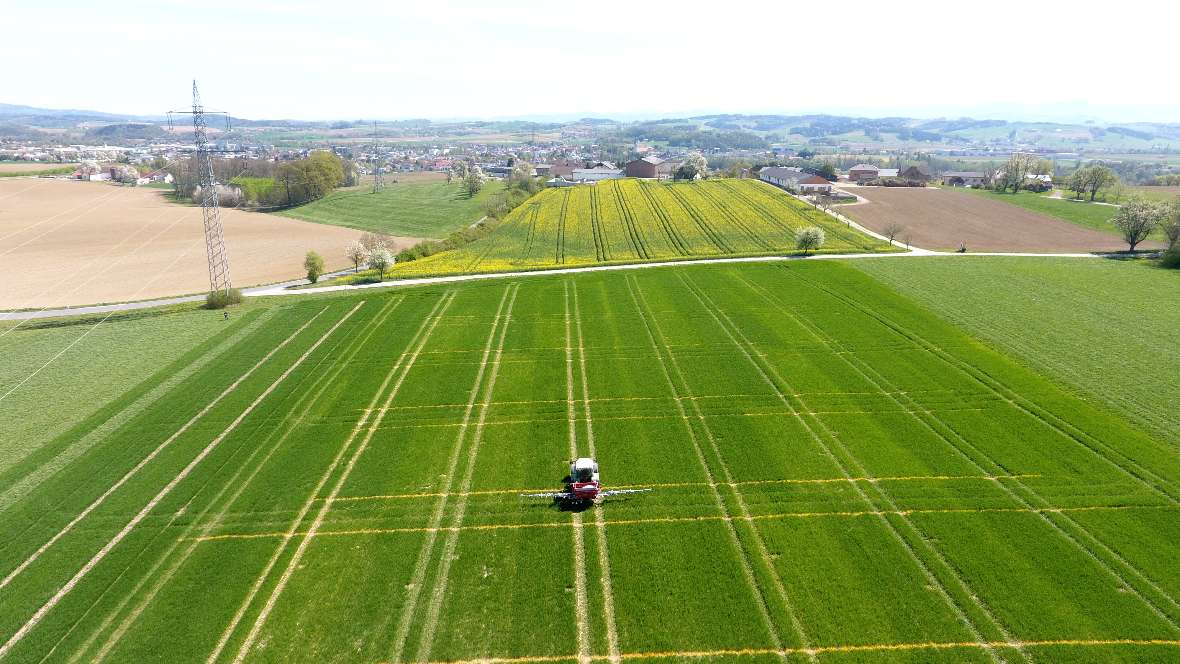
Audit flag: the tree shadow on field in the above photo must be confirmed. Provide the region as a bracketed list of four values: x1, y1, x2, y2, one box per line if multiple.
[1097, 250, 1161, 262]
[16, 306, 189, 331]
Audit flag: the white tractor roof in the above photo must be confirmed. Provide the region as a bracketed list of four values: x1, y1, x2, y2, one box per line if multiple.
[573, 457, 596, 469]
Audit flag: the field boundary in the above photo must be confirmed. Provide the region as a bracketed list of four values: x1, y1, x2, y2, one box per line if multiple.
[250, 252, 1099, 301]
[9, 252, 1113, 322]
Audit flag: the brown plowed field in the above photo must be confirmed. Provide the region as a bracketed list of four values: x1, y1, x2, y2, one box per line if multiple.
[839, 187, 1142, 252]
[0, 178, 417, 309]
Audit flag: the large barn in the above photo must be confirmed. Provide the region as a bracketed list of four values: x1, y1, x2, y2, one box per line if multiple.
[759, 167, 833, 194]
[624, 156, 678, 179]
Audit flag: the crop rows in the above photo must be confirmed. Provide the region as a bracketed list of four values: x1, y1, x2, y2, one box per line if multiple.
[390, 179, 888, 278]
[2, 262, 1179, 663]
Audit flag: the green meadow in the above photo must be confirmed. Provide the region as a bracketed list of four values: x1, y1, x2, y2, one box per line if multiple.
[965, 189, 1122, 236]
[274, 178, 504, 238]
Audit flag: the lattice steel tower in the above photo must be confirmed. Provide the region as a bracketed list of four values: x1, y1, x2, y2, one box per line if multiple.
[187, 80, 232, 294]
[371, 121, 384, 193]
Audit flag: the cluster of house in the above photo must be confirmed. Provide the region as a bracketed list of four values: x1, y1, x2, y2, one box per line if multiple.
[69, 163, 174, 186]
[759, 162, 1056, 194]
[845, 163, 1054, 190]
[543, 156, 681, 186]
[1, 144, 136, 163]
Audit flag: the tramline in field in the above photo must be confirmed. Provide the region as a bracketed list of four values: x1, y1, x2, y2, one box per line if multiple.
[520, 457, 653, 505]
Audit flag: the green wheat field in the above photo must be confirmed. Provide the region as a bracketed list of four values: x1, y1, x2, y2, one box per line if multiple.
[1, 261, 1179, 663]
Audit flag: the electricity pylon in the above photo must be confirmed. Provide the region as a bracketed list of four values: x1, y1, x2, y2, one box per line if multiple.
[171, 80, 232, 295]
[371, 121, 384, 193]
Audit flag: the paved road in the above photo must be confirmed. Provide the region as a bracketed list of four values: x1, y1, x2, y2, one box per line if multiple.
[4, 248, 1104, 321]
[0, 267, 359, 322]
[249, 249, 1099, 298]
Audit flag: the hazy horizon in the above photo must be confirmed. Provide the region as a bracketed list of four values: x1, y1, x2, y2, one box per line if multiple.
[5, 100, 1176, 128]
[6, 0, 1179, 125]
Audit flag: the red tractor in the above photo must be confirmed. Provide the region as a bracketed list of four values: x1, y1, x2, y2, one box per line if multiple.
[521, 458, 650, 505]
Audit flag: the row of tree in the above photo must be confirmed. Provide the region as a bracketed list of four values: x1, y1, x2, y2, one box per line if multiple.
[1065, 165, 1118, 201]
[172, 153, 354, 208]
[994, 153, 1054, 194]
[483, 161, 539, 219]
[446, 160, 489, 198]
[270, 152, 350, 207]
[991, 156, 1123, 201]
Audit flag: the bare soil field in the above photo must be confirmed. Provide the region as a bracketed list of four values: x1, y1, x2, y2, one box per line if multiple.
[838, 186, 1154, 252]
[0, 163, 76, 173]
[0, 179, 418, 309]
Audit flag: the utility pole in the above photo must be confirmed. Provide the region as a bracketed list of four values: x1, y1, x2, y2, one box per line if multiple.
[170, 80, 232, 295]
[371, 121, 384, 193]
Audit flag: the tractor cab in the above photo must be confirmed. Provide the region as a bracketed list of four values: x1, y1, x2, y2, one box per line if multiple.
[567, 457, 601, 500]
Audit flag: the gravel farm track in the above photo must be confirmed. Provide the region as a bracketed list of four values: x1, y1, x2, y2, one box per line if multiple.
[0, 178, 422, 310]
[836, 186, 1160, 253]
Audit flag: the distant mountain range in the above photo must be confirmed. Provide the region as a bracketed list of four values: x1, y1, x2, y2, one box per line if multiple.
[0, 103, 163, 126]
[2, 102, 1177, 152]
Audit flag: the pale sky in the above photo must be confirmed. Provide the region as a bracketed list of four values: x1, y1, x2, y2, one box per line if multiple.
[5, 0, 1178, 123]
